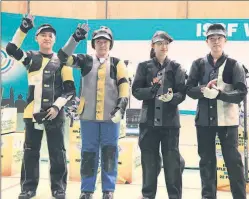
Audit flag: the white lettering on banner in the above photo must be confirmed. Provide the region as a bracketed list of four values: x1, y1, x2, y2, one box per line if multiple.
[196, 23, 202, 37]
[227, 23, 238, 37]
[244, 23, 249, 37]
[196, 23, 243, 37]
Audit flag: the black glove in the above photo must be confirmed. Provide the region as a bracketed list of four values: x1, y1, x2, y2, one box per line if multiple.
[72, 23, 89, 42]
[33, 110, 47, 124]
[151, 82, 161, 94]
[65, 97, 80, 126]
[20, 14, 34, 33]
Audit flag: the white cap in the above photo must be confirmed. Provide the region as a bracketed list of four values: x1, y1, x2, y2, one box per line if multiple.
[206, 29, 226, 37]
[92, 32, 111, 40]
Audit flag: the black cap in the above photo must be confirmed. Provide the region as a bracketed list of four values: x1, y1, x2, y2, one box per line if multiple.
[206, 24, 226, 38]
[152, 31, 173, 44]
[35, 24, 56, 36]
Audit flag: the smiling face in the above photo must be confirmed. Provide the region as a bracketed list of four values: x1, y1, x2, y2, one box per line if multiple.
[152, 39, 170, 58]
[36, 31, 55, 51]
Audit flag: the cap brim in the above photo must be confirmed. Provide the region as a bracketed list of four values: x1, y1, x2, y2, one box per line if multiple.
[206, 29, 226, 37]
[152, 37, 165, 43]
[93, 33, 111, 40]
[152, 36, 173, 44]
[36, 27, 56, 36]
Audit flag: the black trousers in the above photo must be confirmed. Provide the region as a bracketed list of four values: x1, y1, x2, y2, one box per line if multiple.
[139, 124, 184, 199]
[20, 113, 67, 193]
[197, 126, 246, 199]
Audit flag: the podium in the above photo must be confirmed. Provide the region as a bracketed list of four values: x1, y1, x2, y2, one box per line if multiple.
[1, 107, 24, 176]
[116, 137, 141, 184]
[68, 120, 82, 181]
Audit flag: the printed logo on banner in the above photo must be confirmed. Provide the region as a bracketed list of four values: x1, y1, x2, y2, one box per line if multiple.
[1, 47, 14, 74]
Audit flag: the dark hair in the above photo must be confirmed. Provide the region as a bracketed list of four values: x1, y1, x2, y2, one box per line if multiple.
[150, 48, 156, 59]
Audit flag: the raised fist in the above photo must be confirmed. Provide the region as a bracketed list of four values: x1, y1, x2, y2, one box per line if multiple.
[72, 23, 90, 42]
[20, 14, 35, 33]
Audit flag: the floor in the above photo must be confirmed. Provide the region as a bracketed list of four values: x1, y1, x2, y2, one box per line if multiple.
[1, 162, 245, 199]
